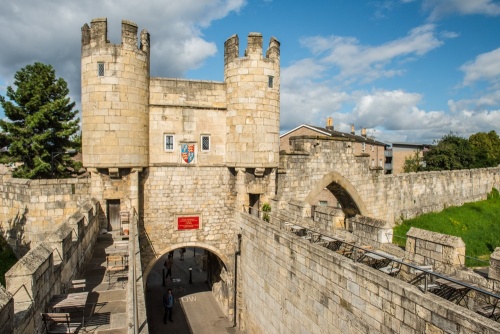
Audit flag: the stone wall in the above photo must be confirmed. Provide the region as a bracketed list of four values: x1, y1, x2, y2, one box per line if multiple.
[406, 227, 466, 274]
[2, 200, 100, 333]
[0, 177, 91, 255]
[348, 215, 393, 249]
[490, 248, 500, 282]
[278, 136, 500, 224]
[311, 205, 344, 232]
[237, 213, 500, 333]
[0, 287, 13, 334]
[149, 78, 228, 166]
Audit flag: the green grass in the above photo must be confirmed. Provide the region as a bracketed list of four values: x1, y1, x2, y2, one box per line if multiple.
[393, 188, 500, 267]
[0, 237, 18, 287]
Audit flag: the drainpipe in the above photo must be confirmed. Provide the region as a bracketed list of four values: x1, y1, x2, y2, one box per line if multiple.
[233, 233, 242, 327]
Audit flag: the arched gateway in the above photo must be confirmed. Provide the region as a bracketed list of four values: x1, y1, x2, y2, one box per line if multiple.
[80, 18, 281, 329]
[304, 171, 368, 218]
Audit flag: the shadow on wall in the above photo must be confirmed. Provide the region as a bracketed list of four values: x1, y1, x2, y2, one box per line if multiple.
[0, 206, 30, 258]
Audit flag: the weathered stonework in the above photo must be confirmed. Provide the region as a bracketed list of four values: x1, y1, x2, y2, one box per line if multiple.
[238, 213, 500, 333]
[278, 136, 500, 224]
[406, 227, 466, 273]
[0, 178, 91, 255]
[489, 247, 500, 281]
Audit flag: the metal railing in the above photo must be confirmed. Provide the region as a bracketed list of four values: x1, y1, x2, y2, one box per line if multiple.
[132, 209, 139, 334]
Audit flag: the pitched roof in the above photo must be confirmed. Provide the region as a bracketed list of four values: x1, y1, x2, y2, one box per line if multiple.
[281, 124, 387, 146]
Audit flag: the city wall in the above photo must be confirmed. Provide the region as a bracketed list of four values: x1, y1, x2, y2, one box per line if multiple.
[238, 213, 500, 333]
[0, 199, 100, 333]
[0, 177, 91, 256]
[279, 136, 500, 223]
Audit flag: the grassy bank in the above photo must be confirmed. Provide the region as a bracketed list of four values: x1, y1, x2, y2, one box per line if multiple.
[393, 188, 500, 267]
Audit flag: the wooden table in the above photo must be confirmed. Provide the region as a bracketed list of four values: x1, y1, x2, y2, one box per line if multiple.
[290, 225, 306, 236]
[318, 236, 343, 251]
[48, 292, 89, 311]
[435, 278, 472, 305]
[359, 250, 398, 269]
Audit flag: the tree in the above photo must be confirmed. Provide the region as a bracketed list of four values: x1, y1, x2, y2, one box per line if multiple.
[423, 133, 474, 171]
[469, 131, 500, 168]
[403, 150, 423, 173]
[0, 62, 80, 179]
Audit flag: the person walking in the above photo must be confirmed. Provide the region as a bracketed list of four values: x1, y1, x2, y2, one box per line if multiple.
[163, 288, 174, 324]
[180, 248, 186, 261]
[164, 254, 173, 281]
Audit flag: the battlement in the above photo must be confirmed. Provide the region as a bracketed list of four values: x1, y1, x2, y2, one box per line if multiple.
[81, 18, 150, 53]
[224, 33, 280, 63]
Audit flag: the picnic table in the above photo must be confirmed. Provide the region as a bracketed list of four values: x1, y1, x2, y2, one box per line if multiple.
[48, 292, 89, 312]
[434, 277, 472, 306]
[359, 250, 400, 270]
[290, 225, 306, 236]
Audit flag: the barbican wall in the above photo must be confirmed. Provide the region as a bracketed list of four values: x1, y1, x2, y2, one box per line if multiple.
[148, 78, 227, 166]
[238, 213, 500, 333]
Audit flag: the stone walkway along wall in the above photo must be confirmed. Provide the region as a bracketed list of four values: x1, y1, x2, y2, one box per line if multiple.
[0, 200, 100, 333]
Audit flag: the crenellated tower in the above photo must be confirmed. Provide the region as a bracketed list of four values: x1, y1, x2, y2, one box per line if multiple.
[81, 18, 150, 170]
[224, 33, 281, 168]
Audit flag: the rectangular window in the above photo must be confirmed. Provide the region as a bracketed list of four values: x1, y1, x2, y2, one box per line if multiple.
[268, 76, 274, 88]
[164, 134, 174, 151]
[319, 201, 328, 206]
[362, 142, 366, 152]
[98, 62, 105, 76]
[201, 135, 210, 151]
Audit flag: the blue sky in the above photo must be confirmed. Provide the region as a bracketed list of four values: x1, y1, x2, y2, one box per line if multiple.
[0, 0, 499, 144]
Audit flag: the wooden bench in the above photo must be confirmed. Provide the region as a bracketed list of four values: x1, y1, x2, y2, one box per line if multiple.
[41, 313, 81, 333]
[69, 279, 86, 292]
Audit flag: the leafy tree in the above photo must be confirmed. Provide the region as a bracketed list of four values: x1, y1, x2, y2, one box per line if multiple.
[0, 62, 80, 178]
[423, 133, 474, 171]
[469, 131, 500, 168]
[403, 150, 423, 173]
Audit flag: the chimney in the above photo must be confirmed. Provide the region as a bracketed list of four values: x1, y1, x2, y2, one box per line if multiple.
[361, 128, 367, 137]
[350, 124, 355, 135]
[326, 117, 334, 131]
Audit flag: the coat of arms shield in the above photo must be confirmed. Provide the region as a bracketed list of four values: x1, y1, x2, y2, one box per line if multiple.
[181, 143, 195, 163]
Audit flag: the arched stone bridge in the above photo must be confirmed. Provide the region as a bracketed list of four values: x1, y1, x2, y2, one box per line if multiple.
[277, 136, 500, 223]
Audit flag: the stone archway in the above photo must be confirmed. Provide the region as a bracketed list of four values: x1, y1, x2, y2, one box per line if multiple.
[143, 243, 233, 332]
[304, 171, 368, 218]
[143, 242, 230, 280]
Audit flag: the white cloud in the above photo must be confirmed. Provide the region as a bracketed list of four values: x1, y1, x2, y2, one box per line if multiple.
[300, 24, 443, 85]
[0, 0, 246, 110]
[461, 47, 500, 86]
[423, 0, 500, 20]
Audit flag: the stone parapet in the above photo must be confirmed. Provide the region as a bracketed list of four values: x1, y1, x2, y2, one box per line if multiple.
[406, 227, 466, 271]
[238, 213, 500, 333]
[349, 215, 393, 248]
[0, 178, 91, 256]
[0, 287, 13, 334]
[2, 200, 101, 333]
[489, 247, 500, 281]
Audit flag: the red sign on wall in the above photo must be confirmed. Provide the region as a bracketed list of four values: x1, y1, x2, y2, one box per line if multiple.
[177, 216, 200, 230]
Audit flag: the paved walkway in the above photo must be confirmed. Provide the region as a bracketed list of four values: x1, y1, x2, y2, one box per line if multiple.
[79, 232, 128, 333]
[146, 248, 240, 334]
[75, 232, 240, 333]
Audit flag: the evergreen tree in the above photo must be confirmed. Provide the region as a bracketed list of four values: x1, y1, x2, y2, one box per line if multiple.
[0, 62, 80, 179]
